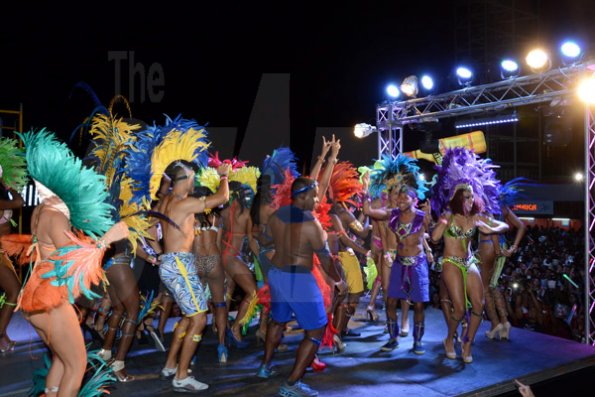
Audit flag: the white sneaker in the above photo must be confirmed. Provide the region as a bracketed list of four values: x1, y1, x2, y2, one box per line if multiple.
[160, 367, 192, 380]
[172, 376, 209, 392]
[160, 367, 177, 380]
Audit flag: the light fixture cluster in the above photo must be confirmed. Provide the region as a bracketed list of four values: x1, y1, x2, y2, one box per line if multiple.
[384, 40, 585, 98]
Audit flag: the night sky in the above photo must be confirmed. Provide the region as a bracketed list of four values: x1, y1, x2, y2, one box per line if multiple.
[1, 2, 594, 173]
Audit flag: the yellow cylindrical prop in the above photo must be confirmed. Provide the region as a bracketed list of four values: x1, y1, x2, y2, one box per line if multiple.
[404, 130, 486, 163]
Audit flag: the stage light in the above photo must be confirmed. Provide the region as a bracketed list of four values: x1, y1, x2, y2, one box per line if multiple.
[400, 75, 419, 98]
[574, 172, 584, 182]
[560, 41, 582, 64]
[386, 84, 400, 99]
[419, 173, 426, 181]
[454, 112, 519, 129]
[578, 76, 595, 104]
[456, 66, 473, 86]
[500, 59, 520, 79]
[354, 123, 377, 139]
[526, 48, 550, 72]
[420, 75, 434, 91]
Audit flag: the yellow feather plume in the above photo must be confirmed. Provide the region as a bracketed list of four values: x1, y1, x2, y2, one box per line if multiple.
[196, 167, 220, 193]
[150, 128, 210, 200]
[89, 113, 141, 188]
[119, 176, 151, 253]
[230, 166, 261, 193]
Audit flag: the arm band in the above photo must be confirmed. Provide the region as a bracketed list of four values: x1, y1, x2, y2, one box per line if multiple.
[314, 242, 332, 259]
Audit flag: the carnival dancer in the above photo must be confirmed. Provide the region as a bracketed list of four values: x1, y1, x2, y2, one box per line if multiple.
[215, 155, 260, 348]
[481, 178, 527, 341]
[0, 137, 26, 353]
[86, 110, 152, 382]
[430, 148, 509, 363]
[257, 176, 346, 397]
[16, 129, 128, 396]
[325, 161, 369, 348]
[361, 155, 431, 353]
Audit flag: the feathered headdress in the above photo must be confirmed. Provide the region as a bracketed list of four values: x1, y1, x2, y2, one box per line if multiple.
[126, 115, 210, 203]
[18, 129, 114, 238]
[0, 137, 28, 191]
[208, 152, 248, 170]
[261, 147, 299, 188]
[430, 147, 500, 216]
[327, 161, 362, 206]
[88, 113, 141, 188]
[230, 166, 261, 195]
[195, 167, 221, 193]
[363, 154, 428, 200]
[498, 177, 535, 210]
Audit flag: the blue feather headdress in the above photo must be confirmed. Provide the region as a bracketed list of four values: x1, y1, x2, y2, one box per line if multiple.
[261, 147, 299, 186]
[361, 154, 429, 200]
[498, 177, 535, 209]
[126, 114, 210, 204]
[19, 129, 114, 239]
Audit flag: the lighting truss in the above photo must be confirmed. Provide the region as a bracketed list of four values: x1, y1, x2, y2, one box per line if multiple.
[585, 105, 595, 346]
[375, 59, 595, 345]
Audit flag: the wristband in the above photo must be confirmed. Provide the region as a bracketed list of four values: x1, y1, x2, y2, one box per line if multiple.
[220, 175, 228, 181]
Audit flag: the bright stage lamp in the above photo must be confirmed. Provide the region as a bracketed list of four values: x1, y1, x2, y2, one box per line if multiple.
[500, 59, 520, 79]
[526, 48, 550, 72]
[400, 75, 419, 98]
[421, 75, 434, 91]
[578, 76, 595, 104]
[560, 41, 583, 65]
[386, 84, 401, 99]
[354, 123, 377, 139]
[574, 172, 584, 182]
[456, 66, 473, 86]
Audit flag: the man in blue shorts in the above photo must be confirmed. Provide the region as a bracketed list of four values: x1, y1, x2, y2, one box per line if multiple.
[257, 176, 346, 397]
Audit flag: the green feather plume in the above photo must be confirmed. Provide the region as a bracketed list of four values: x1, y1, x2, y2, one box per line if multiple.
[0, 137, 28, 191]
[18, 129, 114, 238]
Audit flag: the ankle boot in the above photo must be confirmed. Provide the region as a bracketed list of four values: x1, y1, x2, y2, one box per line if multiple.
[413, 322, 425, 354]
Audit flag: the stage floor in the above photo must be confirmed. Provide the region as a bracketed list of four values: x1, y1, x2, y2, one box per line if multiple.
[0, 301, 594, 397]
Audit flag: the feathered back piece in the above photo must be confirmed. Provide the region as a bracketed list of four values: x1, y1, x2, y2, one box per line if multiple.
[430, 147, 500, 216]
[262, 147, 299, 188]
[271, 169, 296, 210]
[208, 152, 247, 170]
[196, 167, 221, 193]
[498, 177, 534, 209]
[126, 115, 210, 203]
[327, 161, 362, 206]
[230, 166, 261, 195]
[18, 129, 114, 238]
[0, 137, 28, 191]
[364, 154, 429, 200]
[88, 113, 141, 189]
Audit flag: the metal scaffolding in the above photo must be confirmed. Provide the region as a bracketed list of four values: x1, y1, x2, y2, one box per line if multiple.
[376, 60, 595, 345]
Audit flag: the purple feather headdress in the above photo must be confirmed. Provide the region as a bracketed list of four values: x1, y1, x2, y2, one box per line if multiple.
[430, 147, 500, 216]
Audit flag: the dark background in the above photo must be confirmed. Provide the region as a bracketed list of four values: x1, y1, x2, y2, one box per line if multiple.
[1, 1, 594, 175]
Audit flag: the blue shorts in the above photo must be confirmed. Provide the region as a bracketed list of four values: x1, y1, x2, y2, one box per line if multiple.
[268, 265, 327, 330]
[387, 254, 430, 303]
[159, 252, 208, 316]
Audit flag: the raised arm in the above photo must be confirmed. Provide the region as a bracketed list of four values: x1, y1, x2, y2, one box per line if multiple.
[181, 164, 230, 214]
[316, 135, 340, 202]
[309, 136, 331, 181]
